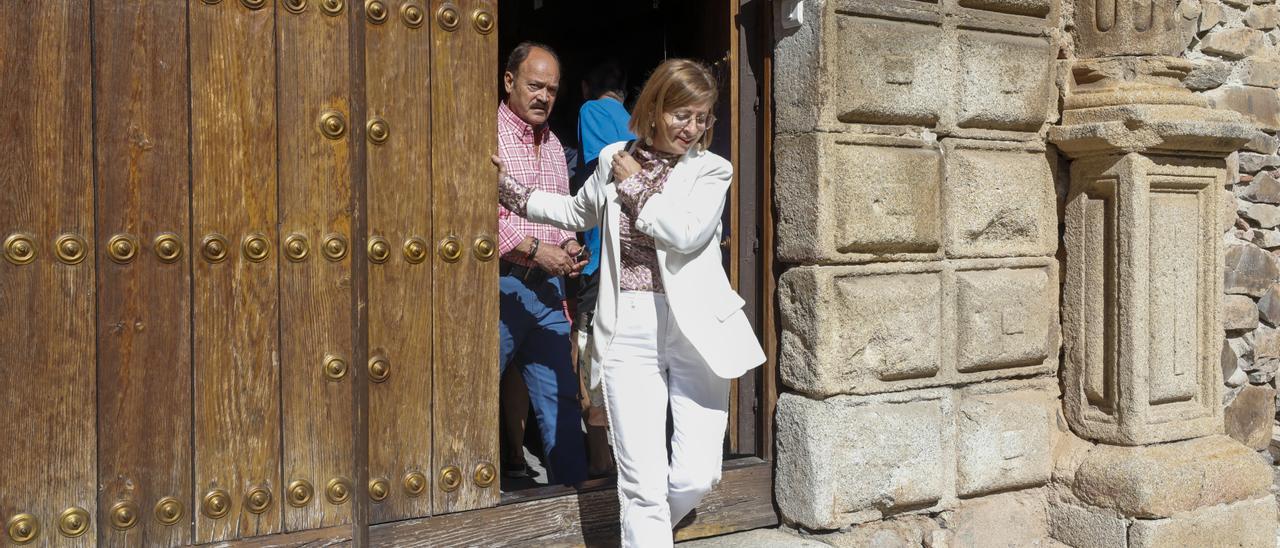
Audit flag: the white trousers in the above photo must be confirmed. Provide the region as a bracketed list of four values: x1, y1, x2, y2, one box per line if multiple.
[601, 291, 729, 548]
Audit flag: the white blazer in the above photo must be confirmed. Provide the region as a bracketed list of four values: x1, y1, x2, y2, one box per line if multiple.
[525, 141, 766, 379]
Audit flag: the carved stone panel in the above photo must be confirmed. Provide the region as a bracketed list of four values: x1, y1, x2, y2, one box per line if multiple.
[959, 0, 1053, 17]
[775, 1, 1059, 133]
[1076, 181, 1117, 416]
[776, 379, 1057, 529]
[834, 16, 948, 127]
[779, 258, 1058, 397]
[943, 141, 1058, 259]
[774, 133, 942, 263]
[955, 380, 1056, 496]
[1146, 181, 1206, 406]
[956, 33, 1056, 131]
[1061, 153, 1224, 445]
[779, 268, 944, 396]
[838, 272, 945, 383]
[955, 268, 1054, 373]
[775, 390, 954, 529]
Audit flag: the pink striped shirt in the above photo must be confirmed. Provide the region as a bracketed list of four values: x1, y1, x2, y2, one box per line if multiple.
[496, 101, 574, 267]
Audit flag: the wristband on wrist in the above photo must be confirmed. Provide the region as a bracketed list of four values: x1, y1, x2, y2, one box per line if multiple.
[527, 237, 540, 259]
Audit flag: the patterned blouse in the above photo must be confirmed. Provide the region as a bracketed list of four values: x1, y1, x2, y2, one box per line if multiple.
[498, 144, 680, 293]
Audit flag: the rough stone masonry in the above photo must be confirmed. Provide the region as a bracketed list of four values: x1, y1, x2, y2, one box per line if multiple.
[771, 0, 1278, 545]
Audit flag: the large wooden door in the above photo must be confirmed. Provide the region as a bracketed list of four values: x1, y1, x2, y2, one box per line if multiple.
[0, 1, 498, 545]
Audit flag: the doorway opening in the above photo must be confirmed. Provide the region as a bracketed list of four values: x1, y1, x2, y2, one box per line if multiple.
[494, 0, 769, 500]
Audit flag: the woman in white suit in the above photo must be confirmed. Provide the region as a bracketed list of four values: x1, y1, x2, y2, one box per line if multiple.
[495, 58, 765, 547]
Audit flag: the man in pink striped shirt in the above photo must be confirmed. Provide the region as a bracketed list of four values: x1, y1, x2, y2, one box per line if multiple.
[496, 41, 588, 486]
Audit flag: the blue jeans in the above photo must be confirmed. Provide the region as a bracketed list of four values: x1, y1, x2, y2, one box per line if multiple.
[499, 274, 588, 485]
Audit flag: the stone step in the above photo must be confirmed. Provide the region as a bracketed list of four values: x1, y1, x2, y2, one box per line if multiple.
[678, 527, 1073, 547]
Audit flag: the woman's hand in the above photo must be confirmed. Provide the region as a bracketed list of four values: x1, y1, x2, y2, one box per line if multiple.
[493, 153, 533, 215]
[611, 149, 641, 182]
[491, 154, 507, 178]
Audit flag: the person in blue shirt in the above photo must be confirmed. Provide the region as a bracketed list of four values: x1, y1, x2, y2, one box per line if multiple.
[573, 59, 634, 476]
[576, 60, 635, 280]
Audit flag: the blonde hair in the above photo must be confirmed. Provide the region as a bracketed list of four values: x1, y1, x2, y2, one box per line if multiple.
[628, 59, 719, 152]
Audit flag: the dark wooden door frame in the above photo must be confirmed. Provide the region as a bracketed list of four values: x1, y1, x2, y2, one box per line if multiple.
[731, 0, 774, 461]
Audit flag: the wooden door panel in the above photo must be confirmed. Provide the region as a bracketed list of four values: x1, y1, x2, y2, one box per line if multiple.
[364, 0, 435, 524]
[277, 0, 358, 532]
[93, 0, 194, 545]
[2, 0, 507, 542]
[429, 0, 500, 514]
[0, 2, 96, 547]
[190, 0, 282, 542]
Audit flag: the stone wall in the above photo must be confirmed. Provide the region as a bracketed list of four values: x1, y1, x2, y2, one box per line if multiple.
[774, 0, 1065, 542]
[1194, 0, 1280, 460]
[772, 0, 1277, 545]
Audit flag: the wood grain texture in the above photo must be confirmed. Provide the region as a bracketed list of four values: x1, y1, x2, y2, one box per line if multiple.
[190, 0, 282, 541]
[209, 524, 352, 548]
[0, 2, 97, 547]
[92, 0, 193, 545]
[429, 0, 500, 515]
[344, 2, 371, 545]
[276, 1, 356, 532]
[371, 460, 776, 546]
[672, 460, 776, 542]
[363, 0, 434, 523]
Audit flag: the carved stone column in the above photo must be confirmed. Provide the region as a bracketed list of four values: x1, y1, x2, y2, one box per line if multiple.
[1055, 55, 1246, 445]
[1073, 0, 1199, 58]
[1048, 1, 1275, 545]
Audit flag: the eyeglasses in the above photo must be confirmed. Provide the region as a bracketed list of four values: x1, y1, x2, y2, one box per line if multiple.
[666, 110, 715, 130]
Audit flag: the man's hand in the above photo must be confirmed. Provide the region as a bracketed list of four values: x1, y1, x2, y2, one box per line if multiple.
[611, 149, 641, 182]
[531, 243, 587, 278]
[562, 240, 584, 260]
[561, 240, 589, 277]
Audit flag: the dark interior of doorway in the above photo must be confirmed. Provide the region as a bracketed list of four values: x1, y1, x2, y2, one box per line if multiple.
[496, 0, 734, 495]
[497, 0, 732, 165]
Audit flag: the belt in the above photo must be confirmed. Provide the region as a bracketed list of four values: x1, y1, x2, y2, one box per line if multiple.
[500, 260, 551, 284]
